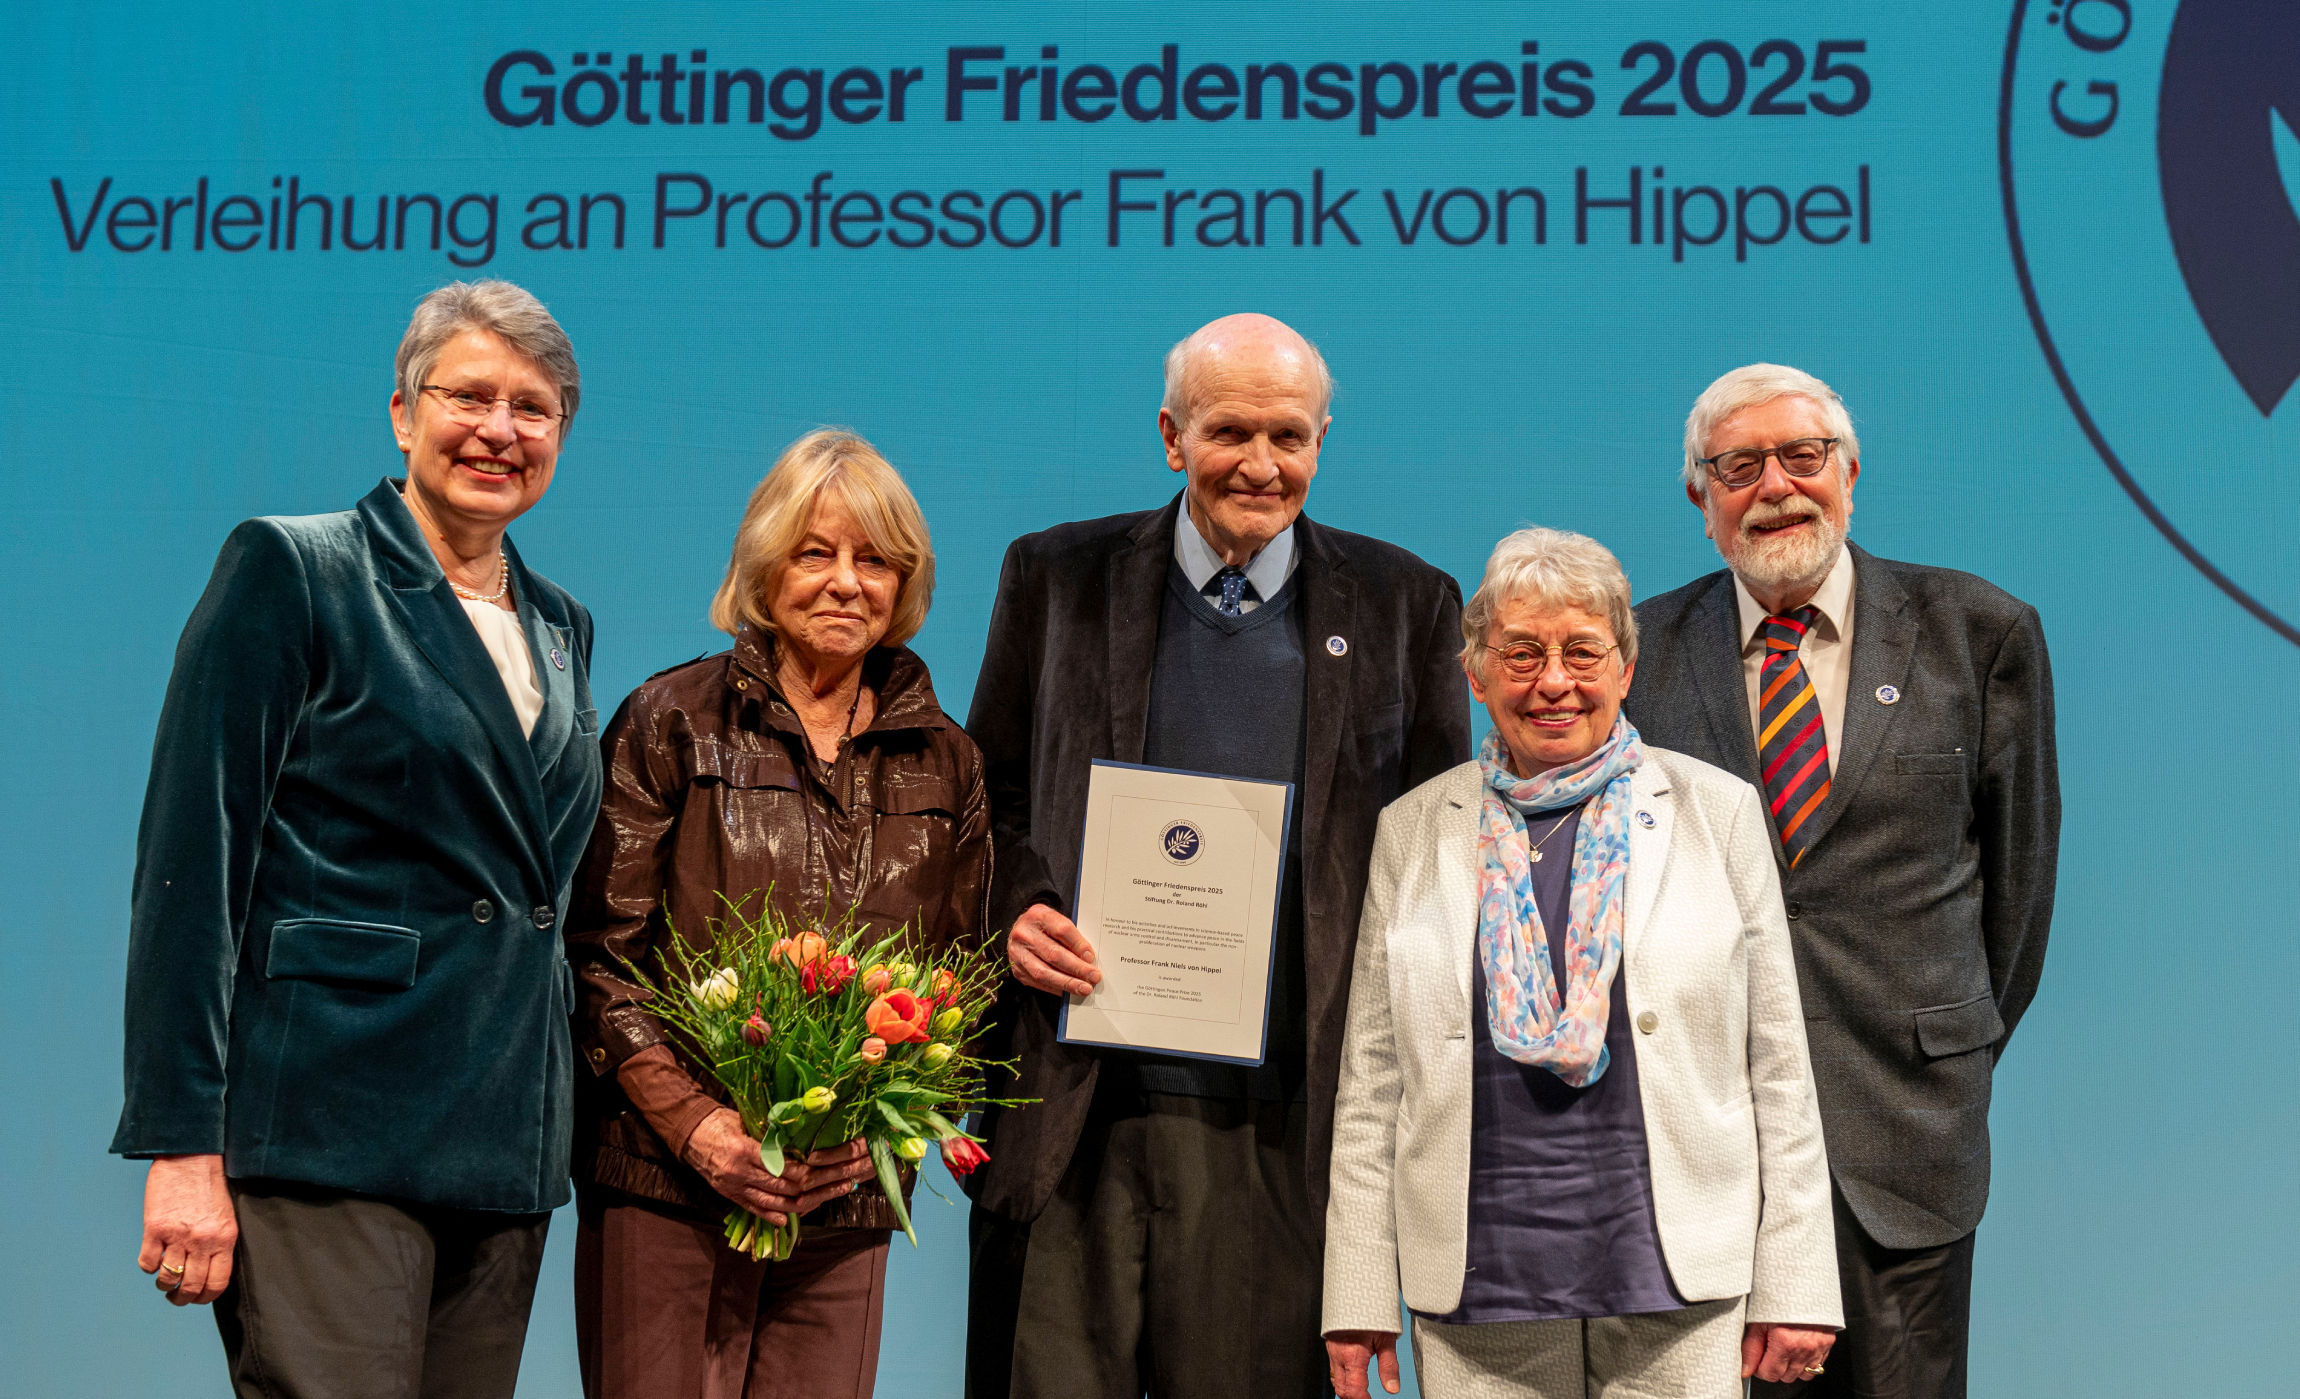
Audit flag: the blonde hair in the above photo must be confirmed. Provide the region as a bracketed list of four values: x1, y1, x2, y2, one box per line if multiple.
[709, 429, 936, 648]
[1460, 527, 1638, 678]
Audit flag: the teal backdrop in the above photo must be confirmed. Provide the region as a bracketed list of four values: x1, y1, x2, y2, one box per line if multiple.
[7, 2, 2296, 1394]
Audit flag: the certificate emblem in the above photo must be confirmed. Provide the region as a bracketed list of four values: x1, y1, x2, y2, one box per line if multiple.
[1159, 820, 1205, 865]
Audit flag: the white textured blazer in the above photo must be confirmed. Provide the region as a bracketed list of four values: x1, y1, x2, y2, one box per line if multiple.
[1321, 748, 1842, 1335]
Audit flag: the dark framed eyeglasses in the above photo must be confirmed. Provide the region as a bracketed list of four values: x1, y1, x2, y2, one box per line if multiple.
[1695, 436, 1838, 490]
[420, 384, 566, 434]
[1482, 640, 1621, 679]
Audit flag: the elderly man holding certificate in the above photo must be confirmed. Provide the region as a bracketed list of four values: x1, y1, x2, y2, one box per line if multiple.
[963, 314, 1471, 1399]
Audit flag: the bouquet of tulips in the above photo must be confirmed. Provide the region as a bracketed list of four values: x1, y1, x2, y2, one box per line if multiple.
[629, 894, 1020, 1261]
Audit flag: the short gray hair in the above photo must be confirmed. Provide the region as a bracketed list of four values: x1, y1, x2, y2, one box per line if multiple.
[1680, 363, 1858, 500]
[394, 280, 581, 436]
[1160, 320, 1336, 426]
[1461, 527, 1638, 677]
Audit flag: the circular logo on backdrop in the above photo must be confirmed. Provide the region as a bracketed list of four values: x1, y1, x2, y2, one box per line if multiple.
[1159, 820, 1204, 865]
[2003, 0, 2300, 646]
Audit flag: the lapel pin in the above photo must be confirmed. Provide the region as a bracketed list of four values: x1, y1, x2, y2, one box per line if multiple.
[1326, 635, 1348, 656]
[1875, 684, 1900, 705]
[1636, 810, 1656, 827]
[549, 647, 566, 671]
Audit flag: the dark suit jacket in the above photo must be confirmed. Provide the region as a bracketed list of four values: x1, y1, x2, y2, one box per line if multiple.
[964, 495, 1471, 1224]
[1624, 541, 2057, 1250]
[111, 478, 604, 1213]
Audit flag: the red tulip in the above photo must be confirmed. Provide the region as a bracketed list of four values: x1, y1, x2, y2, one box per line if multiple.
[940, 1136, 991, 1176]
[742, 1015, 771, 1046]
[864, 989, 932, 1044]
[931, 967, 959, 999]
[823, 954, 858, 993]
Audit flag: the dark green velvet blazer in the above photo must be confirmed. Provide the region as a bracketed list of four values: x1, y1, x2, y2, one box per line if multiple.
[111, 478, 604, 1213]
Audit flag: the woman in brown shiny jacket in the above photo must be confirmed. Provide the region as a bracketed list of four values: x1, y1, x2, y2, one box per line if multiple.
[563, 429, 992, 1399]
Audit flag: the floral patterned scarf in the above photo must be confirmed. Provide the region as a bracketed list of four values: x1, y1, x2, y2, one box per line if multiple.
[1475, 716, 1645, 1086]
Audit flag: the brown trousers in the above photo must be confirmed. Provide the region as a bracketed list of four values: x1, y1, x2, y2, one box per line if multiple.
[574, 1193, 891, 1399]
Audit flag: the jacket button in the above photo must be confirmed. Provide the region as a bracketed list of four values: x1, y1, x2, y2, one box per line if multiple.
[1786, 902, 1803, 920]
[589, 1047, 606, 1066]
[1635, 1010, 1659, 1034]
[532, 906, 556, 929]
[472, 899, 494, 923]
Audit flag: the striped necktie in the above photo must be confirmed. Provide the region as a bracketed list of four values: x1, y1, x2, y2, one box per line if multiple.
[1758, 607, 1830, 868]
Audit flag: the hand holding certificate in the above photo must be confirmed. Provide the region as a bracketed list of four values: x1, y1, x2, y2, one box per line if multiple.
[1058, 760, 1293, 1065]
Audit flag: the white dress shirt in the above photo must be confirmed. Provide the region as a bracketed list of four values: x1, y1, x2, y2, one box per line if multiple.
[1173, 498, 1297, 613]
[1733, 545, 1856, 775]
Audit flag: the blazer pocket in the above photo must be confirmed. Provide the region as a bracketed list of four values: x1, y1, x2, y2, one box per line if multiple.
[266, 918, 421, 990]
[1913, 991, 2005, 1058]
[1896, 751, 1970, 776]
[575, 707, 600, 737]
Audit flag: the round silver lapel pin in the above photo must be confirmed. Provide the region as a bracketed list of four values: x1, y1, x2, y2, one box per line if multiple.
[1875, 684, 1900, 705]
[1326, 635, 1348, 657]
[550, 647, 566, 671]
[1636, 811, 1656, 828]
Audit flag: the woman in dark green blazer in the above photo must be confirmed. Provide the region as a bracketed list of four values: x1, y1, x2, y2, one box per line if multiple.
[111, 281, 605, 1399]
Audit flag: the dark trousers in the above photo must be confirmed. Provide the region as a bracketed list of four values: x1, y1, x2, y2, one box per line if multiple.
[1753, 1186, 1976, 1399]
[966, 1085, 1329, 1399]
[214, 1179, 550, 1399]
[573, 1193, 890, 1399]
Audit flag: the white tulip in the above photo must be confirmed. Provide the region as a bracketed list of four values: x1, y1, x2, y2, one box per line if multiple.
[694, 967, 741, 1011]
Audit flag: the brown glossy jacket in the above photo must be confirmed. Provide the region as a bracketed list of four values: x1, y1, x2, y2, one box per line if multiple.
[564, 630, 993, 1230]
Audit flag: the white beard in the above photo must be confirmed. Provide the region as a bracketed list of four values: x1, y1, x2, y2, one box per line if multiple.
[1719, 501, 1845, 599]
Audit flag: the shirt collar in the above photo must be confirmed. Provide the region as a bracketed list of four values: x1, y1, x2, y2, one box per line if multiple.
[1173, 497, 1297, 601]
[1733, 543, 1855, 651]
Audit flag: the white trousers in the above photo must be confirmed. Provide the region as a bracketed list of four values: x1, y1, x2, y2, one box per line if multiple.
[1411, 1296, 1747, 1399]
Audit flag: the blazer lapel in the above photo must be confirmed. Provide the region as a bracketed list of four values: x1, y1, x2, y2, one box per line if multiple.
[1794, 543, 1914, 856]
[1295, 513, 1355, 886]
[1684, 574, 1764, 789]
[1622, 763, 1672, 967]
[359, 482, 551, 863]
[510, 538, 575, 767]
[1438, 768, 1483, 1005]
[1103, 498, 1177, 764]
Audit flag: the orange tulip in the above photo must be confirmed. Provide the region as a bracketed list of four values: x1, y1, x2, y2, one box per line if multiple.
[858, 1036, 888, 1064]
[773, 931, 830, 968]
[862, 965, 893, 996]
[864, 989, 932, 1044]
[931, 967, 959, 999]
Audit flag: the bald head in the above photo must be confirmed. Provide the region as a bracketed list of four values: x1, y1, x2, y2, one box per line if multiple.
[1161, 313, 1335, 430]
[1156, 313, 1333, 567]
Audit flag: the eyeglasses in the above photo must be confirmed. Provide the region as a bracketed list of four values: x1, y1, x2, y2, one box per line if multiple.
[420, 384, 565, 434]
[1482, 640, 1621, 679]
[1695, 437, 1838, 490]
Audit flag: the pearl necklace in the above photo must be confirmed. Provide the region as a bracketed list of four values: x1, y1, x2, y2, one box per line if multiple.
[450, 552, 510, 604]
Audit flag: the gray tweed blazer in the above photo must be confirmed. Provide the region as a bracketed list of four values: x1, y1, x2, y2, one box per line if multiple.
[1623, 542, 2058, 1251]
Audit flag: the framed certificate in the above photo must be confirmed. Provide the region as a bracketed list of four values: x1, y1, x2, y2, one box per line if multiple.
[1057, 759, 1293, 1065]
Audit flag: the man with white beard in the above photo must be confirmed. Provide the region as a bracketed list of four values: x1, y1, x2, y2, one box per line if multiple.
[1622, 364, 2059, 1399]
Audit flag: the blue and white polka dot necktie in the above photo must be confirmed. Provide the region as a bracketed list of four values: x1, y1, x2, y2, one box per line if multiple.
[1211, 567, 1250, 616]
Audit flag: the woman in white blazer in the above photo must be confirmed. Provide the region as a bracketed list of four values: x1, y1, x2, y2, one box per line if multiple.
[1323, 528, 1840, 1399]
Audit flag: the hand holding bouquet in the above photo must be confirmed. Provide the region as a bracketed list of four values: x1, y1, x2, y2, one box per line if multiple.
[632, 897, 1022, 1261]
